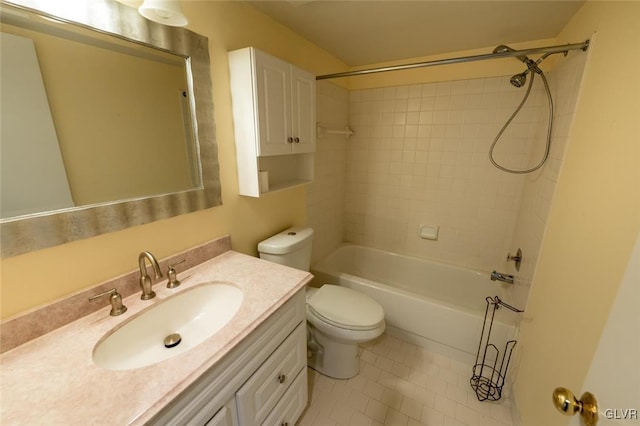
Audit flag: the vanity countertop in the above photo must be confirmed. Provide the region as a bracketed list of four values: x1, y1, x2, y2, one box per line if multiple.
[0, 251, 312, 425]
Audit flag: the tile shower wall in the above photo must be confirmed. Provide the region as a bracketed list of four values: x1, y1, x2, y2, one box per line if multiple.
[307, 81, 349, 264]
[309, 54, 586, 308]
[345, 76, 550, 271]
[508, 51, 588, 308]
[345, 55, 584, 274]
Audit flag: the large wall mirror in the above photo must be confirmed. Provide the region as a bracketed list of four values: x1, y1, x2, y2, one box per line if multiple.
[0, 0, 221, 258]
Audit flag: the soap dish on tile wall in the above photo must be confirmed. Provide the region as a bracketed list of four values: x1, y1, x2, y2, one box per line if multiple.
[418, 225, 439, 241]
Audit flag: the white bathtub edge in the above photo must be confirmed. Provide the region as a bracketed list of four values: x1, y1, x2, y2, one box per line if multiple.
[385, 325, 476, 366]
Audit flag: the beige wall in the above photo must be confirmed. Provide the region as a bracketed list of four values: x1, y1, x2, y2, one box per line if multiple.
[513, 2, 640, 424]
[0, 1, 348, 319]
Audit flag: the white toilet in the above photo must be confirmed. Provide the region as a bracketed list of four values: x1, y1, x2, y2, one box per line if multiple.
[258, 226, 385, 379]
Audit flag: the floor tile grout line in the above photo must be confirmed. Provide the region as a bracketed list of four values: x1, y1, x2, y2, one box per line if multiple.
[298, 332, 514, 426]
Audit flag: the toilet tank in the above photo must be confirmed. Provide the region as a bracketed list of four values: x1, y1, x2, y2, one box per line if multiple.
[258, 226, 313, 271]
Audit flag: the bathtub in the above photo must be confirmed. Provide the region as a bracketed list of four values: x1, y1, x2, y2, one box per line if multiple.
[311, 244, 520, 362]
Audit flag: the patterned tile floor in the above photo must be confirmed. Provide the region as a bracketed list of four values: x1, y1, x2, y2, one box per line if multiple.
[297, 333, 514, 426]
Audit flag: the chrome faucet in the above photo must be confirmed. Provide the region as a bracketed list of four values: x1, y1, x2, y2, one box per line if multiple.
[491, 270, 514, 284]
[138, 251, 163, 300]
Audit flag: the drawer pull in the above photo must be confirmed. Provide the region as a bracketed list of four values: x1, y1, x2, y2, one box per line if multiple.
[281, 423, 289, 426]
[278, 374, 286, 384]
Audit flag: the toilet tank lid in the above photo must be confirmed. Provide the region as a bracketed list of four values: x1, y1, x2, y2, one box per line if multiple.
[257, 226, 313, 255]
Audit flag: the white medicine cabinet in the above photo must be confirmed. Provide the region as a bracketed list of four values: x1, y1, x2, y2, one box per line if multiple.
[228, 47, 316, 197]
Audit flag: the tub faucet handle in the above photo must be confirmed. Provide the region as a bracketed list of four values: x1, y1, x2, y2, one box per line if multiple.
[507, 248, 523, 271]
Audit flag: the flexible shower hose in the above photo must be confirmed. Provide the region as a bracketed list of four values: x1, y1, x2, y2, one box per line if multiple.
[489, 70, 554, 174]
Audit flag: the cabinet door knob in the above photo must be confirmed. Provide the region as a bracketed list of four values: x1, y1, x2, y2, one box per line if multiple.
[287, 137, 293, 143]
[294, 137, 300, 143]
[278, 373, 286, 383]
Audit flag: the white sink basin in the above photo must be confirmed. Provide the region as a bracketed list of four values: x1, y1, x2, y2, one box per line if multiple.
[93, 282, 243, 371]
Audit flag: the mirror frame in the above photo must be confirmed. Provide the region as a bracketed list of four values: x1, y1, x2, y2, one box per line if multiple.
[1, 0, 221, 258]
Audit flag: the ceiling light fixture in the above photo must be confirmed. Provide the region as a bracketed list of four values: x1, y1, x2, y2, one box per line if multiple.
[138, 0, 188, 27]
[113, 0, 188, 27]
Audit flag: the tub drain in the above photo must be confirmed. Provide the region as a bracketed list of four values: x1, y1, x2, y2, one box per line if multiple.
[164, 333, 182, 348]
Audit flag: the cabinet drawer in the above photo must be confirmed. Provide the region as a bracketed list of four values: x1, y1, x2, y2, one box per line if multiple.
[205, 399, 237, 426]
[261, 368, 307, 426]
[236, 323, 306, 425]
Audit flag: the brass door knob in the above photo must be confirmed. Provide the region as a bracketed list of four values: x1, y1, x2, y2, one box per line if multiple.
[552, 387, 598, 426]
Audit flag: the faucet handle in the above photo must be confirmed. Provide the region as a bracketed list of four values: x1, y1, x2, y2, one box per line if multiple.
[507, 248, 523, 271]
[89, 288, 128, 316]
[166, 259, 185, 289]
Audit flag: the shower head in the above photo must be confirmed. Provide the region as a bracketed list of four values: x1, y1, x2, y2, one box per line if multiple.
[493, 45, 528, 63]
[510, 71, 528, 88]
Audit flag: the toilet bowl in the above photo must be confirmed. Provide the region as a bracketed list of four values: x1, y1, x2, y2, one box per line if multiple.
[306, 285, 385, 379]
[257, 226, 386, 379]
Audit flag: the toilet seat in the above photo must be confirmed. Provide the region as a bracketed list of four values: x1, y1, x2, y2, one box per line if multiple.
[307, 285, 384, 331]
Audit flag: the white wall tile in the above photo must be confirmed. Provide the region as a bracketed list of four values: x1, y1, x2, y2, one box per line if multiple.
[310, 57, 585, 316]
[307, 81, 349, 264]
[342, 54, 585, 283]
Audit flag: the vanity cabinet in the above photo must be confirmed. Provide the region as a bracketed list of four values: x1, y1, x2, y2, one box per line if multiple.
[150, 290, 307, 425]
[261, 370, 308, 426]
[205, 400, 238, 426]
[236, 324, 306, 424]
[228, 47, 316, 197]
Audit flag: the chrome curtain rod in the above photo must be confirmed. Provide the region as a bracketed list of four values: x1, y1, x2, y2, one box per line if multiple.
[316, 40, 590, 80]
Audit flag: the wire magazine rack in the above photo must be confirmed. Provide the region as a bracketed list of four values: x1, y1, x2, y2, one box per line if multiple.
[470, 296, 523, 402]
